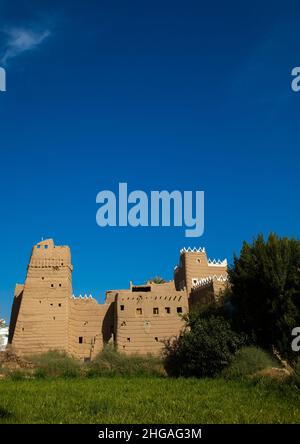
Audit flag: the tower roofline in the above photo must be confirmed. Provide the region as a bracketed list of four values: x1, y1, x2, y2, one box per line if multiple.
[180, 247, 206, 254]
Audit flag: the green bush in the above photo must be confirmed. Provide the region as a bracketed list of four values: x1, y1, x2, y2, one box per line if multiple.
[8, 370, 28, 381]
[34, 368, 47, 379]
[222, 346, 278, 379]
[86, 346, 164, 377]
[163, 314, 245, 377]
[30, 350, 81, 378]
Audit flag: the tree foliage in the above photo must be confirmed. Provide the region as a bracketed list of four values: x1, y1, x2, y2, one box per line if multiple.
[149, 276, 166, 284]
[229, 233, 300, 361]
[163, 313, 245, 377]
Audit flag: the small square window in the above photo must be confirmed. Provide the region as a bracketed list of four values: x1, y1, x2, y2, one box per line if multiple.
[155, 337, 158, 342]
[58, 303, 62, 307]
[79, 337, 83, 344]
[37, 245, 40, 249]
[153, 307, 159, 315]
[136, 308, 142, 315]
[120, 305, 124, 311]
[177, 307, 183, 313]
[127, 338, 131, 342]
[44, 245, 48, 249]
[165, 307, 171, 314]
[51, 284, 54, 288]
[59, 284, 62, 287]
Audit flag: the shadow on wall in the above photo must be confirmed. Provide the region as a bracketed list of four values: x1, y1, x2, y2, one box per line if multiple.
[8, 287, 23, 343]
[102, 301, 115, 344]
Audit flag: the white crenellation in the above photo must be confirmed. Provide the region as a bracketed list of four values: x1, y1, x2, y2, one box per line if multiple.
[180, 247, 206, 254]
[72, 294, 95, 300]
[207, 258, 227, 266]
[192, 274, 228, 289]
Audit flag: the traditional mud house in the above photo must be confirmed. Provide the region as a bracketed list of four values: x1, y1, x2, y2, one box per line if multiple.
[8, 240, 228, 360]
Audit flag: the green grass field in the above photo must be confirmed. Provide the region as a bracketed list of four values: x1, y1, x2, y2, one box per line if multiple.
[0, 377, 300, 424]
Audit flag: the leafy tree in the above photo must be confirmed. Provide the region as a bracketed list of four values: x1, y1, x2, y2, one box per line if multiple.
[149, 276, 166, 284]
[229, 233, 300, 361]
[163, 312, 245, 377]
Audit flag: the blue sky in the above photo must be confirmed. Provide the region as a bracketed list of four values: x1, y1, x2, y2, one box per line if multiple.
[0, 1, 300, 321]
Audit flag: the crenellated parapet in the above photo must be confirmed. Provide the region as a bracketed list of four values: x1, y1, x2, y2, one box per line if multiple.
[207, 258, 227, 266]
[72, 294, 94, 300]
[191, 274, 228, 289]
[180, 246, 206, 254]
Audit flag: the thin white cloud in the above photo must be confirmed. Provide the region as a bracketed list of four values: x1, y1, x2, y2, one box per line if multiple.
[1, 28, 50, 65]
